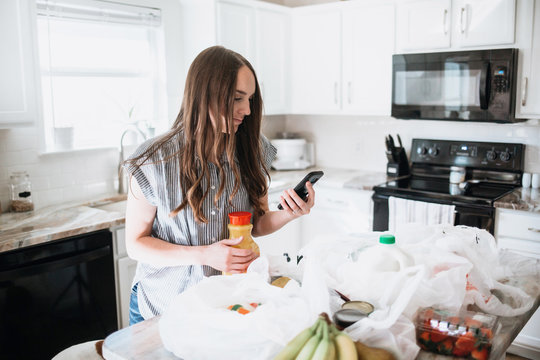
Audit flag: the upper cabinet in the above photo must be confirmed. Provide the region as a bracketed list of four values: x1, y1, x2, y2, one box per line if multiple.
[290, 7, 341, 114]
[217, 0, 289, 115]
[290, 1, 395, 115]
[0, 0, 40, 127]
[396, 0, 516, 53]
[516, 0, 540, 119]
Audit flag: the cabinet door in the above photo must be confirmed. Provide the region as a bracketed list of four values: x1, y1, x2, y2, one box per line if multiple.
[516, 0, 540, 119]
[256, 8, 289, 115]
[255, 191, 301, 256]
[117, 256, 138, 329]
[396, 0, 451, 52]
[0, 0, 39, 127]
[342, 3, 394, 115]
[216, 1, 256, 65]
[290, 8, 341, 114]
[453, 0, 516, 47]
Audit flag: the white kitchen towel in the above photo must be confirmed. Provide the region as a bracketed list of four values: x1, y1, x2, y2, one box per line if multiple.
[388, 196, 455, 233]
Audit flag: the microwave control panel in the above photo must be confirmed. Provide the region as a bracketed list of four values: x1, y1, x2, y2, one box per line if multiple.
[411, 139, 523, 171]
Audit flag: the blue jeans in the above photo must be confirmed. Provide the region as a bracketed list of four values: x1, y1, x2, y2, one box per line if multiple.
[129, 283, 144, 326]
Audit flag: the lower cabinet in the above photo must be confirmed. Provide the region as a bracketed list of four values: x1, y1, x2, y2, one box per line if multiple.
[255, 189, 302, 257]
[256, 186, 373, 257]
[495, 208, 540, 359]
[111, 226, 137, 329]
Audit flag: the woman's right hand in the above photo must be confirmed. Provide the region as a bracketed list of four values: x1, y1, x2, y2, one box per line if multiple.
[204, 237, 258, 273]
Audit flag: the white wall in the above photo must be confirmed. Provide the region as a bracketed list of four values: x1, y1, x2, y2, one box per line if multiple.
[0, 0, 183, 213]
[283, 115, 540, 173]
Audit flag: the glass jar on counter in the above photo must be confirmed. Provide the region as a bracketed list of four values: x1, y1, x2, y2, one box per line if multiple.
[10, 171, 34, 212]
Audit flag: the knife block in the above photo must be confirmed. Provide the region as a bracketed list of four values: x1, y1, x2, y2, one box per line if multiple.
[386, 148, 410, 177]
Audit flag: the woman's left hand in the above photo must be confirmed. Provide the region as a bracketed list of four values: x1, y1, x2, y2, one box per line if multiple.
[279, 181, 315, 218]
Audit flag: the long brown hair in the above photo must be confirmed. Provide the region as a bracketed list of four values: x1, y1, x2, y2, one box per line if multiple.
[127, 46, 269, 223]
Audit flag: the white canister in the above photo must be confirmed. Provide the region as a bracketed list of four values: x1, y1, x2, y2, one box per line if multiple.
[522, 173, 532, 188]
[532, 173, 540, 189]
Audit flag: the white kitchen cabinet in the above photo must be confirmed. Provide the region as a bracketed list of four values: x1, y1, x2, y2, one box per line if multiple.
[290, 1, 394, 116]
[0, 0, 40, 127]
[516, 0, 540, 119]
[495, 208, 540, 359]
[255, 189, 302, 257]
[217, 0, 289, 115]
[396, 0, 451, 52]
[301, 186, 373, 248]
[396, 0, 516, 53]
[342, 2, 394, 115]
[290, 7, 341, 114]
[111, 226, 137, 329]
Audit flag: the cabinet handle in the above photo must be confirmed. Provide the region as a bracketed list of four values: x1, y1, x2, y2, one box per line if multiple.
[443, 9, 448, 35]
[528, 227, 540, 233]
[334, 82, 338, 105]
[460, 7, 467, 34]
[348, 81, 352, 104]
[522, 77, 528, 106]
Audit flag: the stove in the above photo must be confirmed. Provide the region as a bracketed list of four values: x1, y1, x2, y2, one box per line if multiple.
[373, 139, 525, 234]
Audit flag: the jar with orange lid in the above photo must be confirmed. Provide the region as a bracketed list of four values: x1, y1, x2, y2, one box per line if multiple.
[224, 211, 260, 274]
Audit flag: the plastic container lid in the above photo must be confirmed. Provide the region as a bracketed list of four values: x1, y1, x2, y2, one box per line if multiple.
[379, 234, 395, 244]
[228, 211, 252, 225]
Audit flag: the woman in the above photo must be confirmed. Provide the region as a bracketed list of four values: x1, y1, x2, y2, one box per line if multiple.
[124, 46, 316, 325]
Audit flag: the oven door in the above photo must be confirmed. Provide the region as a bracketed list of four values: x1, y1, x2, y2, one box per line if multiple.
[372, 193, 495, 235]
[391, 48, 517, 122]
[0, 230, 118, 359]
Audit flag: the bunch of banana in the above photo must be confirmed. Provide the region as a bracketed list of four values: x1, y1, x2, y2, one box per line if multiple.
[273, 313, 358, 360]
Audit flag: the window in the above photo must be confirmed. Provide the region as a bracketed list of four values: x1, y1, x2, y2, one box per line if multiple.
[36, 0, 167, 151]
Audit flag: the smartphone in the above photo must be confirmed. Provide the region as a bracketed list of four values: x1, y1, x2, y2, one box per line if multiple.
[277, 170, 324, 210]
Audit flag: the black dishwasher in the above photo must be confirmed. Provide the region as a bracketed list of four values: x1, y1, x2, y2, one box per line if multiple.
[0, 230, 118, 359]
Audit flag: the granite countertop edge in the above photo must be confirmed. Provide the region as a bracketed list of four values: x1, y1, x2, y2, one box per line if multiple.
[494, 187, 540, 213]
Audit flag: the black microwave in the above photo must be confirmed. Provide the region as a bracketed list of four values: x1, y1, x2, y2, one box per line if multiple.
[391, 48, 523, 123]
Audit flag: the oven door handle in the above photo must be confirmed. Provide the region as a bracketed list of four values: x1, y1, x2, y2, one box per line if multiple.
[0, 246, 110, 282]
[479, 62, 490, 110]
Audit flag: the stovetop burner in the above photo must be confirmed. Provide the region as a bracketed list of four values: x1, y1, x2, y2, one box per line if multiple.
[375, 176, 517, 207]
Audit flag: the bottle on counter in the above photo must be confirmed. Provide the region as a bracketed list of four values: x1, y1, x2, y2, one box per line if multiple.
[355, 234, 413, 272]
[223, 211, 260, 275]
[9, 171, 34, 212]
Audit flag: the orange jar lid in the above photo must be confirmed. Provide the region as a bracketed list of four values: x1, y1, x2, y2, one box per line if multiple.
[228, 211, 252, 225]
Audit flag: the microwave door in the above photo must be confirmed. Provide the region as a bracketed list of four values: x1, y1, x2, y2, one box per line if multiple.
[393, 59, 488, 121]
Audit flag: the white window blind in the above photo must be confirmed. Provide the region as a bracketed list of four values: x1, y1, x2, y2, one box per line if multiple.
[36, 0, 167, 151]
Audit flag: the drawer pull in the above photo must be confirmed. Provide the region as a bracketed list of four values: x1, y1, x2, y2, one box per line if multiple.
[528, 227, 540, 233]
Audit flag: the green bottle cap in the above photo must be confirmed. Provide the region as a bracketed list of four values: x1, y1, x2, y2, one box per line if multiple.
[379, 234, 395, 244]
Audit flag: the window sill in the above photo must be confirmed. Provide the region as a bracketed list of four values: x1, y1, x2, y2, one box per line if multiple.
[38, 146, 118, 157]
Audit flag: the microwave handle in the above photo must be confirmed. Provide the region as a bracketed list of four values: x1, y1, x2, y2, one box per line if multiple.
[479, 62, 490, 110]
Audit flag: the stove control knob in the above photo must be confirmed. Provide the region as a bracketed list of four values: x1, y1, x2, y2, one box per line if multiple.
[428, 147, 439, 156]
[486, 150, 497, 161]
[499, 151, 511, 162]
[417, 146, 427, 155]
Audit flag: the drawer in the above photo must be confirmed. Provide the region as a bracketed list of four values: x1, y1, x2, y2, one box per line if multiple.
[497, 236, 540, 258]
[496, 209, 540, 242]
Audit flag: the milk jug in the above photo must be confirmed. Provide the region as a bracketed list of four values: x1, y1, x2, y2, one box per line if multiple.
[356, 234, 413, 272]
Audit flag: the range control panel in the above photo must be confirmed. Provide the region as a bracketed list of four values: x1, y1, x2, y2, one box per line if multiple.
[411, 139, 524, 171]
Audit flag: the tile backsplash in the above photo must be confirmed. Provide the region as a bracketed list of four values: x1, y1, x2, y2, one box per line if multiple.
[0, 128, 118, 212]
[282, 115, 540, 174]
[1, 115, 539, 212]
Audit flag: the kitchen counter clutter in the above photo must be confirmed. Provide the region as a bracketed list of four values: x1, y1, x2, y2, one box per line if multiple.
[103, 225, 540, 360]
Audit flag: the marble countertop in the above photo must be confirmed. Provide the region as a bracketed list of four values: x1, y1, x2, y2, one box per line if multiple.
[494, 187, 540, 213]
[0, 168, 387, 254]
[0, 195, 127, 253]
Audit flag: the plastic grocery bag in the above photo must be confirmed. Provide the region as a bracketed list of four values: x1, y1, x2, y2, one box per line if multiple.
[158, 256, 326, 360]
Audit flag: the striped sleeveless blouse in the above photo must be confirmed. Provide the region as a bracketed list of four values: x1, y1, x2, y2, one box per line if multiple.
[125, 131, 276, 319]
